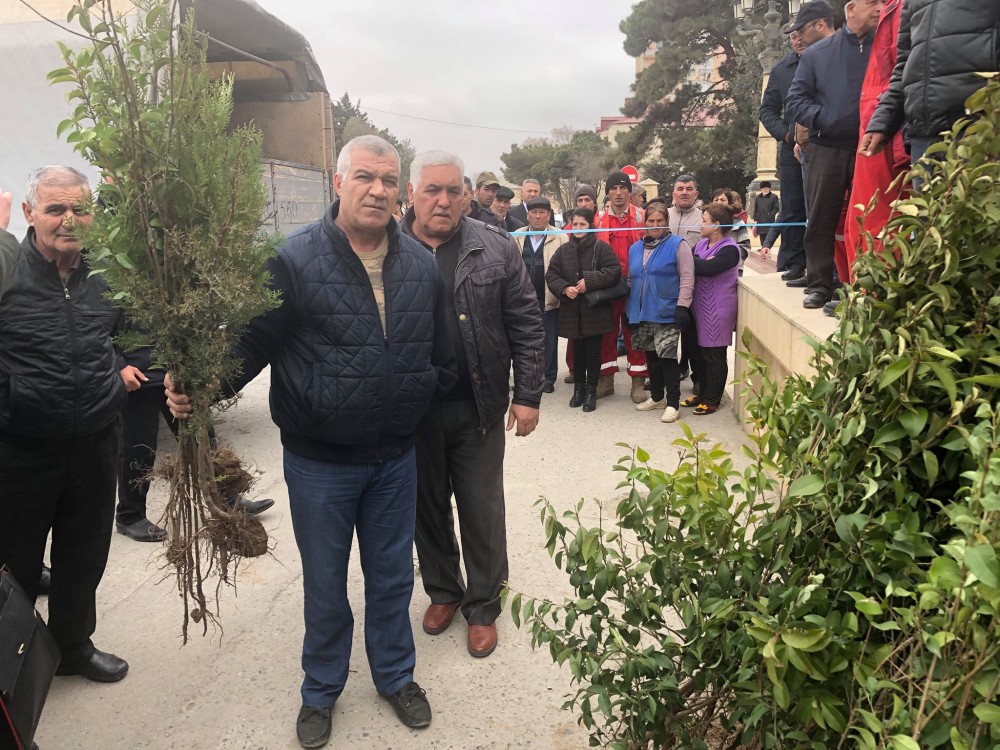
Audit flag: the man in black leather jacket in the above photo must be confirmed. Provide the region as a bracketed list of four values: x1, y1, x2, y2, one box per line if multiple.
[402, 150, 544, 661]
[0, 166, 131, 686]
[861, 0, 1000, 164]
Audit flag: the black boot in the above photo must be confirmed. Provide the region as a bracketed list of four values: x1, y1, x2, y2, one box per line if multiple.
[582, 386, 597, 412]
[569, 382, 585, 408]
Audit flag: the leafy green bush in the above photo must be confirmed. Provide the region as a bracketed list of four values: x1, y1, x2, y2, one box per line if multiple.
[508, 78, 1000, 749]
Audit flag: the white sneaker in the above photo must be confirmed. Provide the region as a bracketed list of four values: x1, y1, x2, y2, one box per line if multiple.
[635, 397, 666, 412]
[660, 406, 680, 423]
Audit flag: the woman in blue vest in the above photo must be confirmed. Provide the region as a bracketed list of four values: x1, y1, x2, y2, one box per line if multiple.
[625, 202, 695, 423]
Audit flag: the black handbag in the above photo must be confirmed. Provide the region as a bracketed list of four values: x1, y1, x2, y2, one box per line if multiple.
[583, 241, 629, 307]
[0, 569, 60, 750]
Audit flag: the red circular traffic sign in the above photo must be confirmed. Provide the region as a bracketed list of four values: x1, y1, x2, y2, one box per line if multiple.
[620, 165, 639, 184]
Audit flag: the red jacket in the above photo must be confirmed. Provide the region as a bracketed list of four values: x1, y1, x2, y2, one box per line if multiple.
[844, 0, 908, 276]
[596, 205, 644, 272]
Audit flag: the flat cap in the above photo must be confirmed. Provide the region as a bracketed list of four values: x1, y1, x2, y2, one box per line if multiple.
[525, 196, 551, 212]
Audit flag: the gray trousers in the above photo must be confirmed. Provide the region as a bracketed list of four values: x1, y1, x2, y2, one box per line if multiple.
[414, 398, 508, 626]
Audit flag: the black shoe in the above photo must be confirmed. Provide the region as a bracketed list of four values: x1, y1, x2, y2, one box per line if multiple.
[803, 292, 831, 309]
[568, 382, 585, 408]
[582, 386, 597, 412]
[224, 495, 275, 516]
[296, 705, 332, 748]
[383, 681, 431, 729]
[786, 275, 809, 288]
[823, 299, 839, 317]
[38, 564, 51, 596]
[781, 268, 804, 281]
[116, 518, 167, 542]
[542, 382, 555, 394]
[56, 648, 128, 683]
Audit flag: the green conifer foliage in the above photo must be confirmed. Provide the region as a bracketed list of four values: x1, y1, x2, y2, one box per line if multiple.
[49, 0, 280, 641]
[509, 77, 1000, 748]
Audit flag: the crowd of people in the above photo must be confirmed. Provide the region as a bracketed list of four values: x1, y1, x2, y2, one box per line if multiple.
[2, 1, 997, 747]
[758, 0, 998, 315]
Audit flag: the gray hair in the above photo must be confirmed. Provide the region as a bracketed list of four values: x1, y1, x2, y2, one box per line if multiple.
[336, 135, 400, 177]
[409, 151, 466, 190]
[674, 174, 698, 189]
[521, 178, 540, 189]
[25, 166, 90, 207]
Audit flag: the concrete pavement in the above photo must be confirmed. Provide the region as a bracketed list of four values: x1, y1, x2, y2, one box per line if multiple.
[34, 350, 754, 750]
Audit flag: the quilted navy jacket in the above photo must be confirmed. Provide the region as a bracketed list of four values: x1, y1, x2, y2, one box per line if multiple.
[229, 201, 457, 464]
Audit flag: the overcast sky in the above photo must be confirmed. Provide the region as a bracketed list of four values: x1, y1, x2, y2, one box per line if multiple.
[253, 0, 639, 181]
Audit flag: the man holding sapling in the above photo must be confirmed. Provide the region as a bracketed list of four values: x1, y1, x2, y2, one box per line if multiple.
[0, 166, 133, 684]
[167, 135, 457, 749]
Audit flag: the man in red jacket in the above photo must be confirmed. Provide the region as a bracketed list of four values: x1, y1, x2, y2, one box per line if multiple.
[595, 172, 645, 402]
[834, 0, 907, 316]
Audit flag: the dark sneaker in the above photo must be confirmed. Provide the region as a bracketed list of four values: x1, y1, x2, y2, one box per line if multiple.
[383, 681, 431, 728]
[296, 705, 332, 748]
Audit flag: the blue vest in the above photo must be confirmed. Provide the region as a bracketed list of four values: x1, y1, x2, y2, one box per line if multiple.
[625, 234, 683, 325]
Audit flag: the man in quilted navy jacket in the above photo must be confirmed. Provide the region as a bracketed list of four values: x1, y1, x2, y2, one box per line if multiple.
[168, 135, 457, 748]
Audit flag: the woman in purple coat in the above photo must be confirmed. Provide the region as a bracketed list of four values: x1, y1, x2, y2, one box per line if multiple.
[681, 203, 740, 415]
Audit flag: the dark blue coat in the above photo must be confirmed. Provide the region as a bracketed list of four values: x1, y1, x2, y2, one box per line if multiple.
[230, 201, 457, 464]
[786, 25, 874, 149]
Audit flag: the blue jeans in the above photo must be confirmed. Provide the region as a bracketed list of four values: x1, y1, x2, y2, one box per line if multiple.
[543, 308, 559, 385]
[284, 447, 418, 707]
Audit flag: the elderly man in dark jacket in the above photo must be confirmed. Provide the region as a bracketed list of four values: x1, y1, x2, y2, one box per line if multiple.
[861, 0, 1000, 164]
[786, 0, 886, 309]
[0, 166, 131, 687]
[402, 150, 544, 661]
[169, 135, 457, 748]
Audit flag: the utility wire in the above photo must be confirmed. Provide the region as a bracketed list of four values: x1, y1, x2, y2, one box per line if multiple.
[360, 106, 555, 135]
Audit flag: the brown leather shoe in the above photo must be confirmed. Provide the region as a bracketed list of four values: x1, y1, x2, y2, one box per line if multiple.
[467, 624, 498, 658]
[422, 602, 460, 635]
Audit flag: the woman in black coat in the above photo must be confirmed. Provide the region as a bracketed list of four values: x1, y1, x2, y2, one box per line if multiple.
[545, 208, 621, 412]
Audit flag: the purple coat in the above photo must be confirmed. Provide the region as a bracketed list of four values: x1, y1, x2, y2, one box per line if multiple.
[692, 237, 739, 348]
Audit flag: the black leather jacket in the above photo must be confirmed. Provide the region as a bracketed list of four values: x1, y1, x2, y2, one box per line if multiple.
[404, 213, 544, 428]
[867, 0, 1000, 139]
[0, 231, 127, 439]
